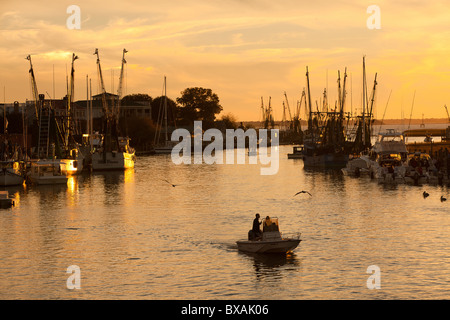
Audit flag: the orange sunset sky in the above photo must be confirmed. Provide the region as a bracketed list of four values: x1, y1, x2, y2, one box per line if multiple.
[1, 0, 450, 121]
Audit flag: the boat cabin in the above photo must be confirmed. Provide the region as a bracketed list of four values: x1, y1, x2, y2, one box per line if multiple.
[30, 162, 62, 177]
[378, 153, 403, 167]
[262, 216, 282, 241]
[371, 129, 408, 163]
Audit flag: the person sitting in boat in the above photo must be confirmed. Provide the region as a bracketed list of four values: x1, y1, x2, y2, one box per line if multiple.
[252, 213, 262, 240]
[263, 216, 279, 232]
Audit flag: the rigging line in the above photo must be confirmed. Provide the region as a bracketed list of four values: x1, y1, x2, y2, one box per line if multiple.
[406, 90, 416, 143]
[377, 89, 392, 136]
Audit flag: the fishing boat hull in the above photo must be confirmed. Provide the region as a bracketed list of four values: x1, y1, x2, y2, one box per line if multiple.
[60, 158, 83, 175]
[27, 160, 69, 185]
[28, 175, 68, 185]
[236, 239, 301, 254]
[287, 153, 303, 159]
[0, 161, 24, 186]
[287, 146, 304, 159]
[91, 151, 135, 171]
[0, 170, 24, 186]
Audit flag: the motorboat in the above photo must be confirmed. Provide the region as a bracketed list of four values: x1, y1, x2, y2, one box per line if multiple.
[287, 145, 304, 159]
[27, 160, 68, 185]
[236, 217, 301, 254]
[404, 152, 436, 185]
[0, 191, 15, 209]
[341, 155, 371, 177]
[368, 129, 409, 183]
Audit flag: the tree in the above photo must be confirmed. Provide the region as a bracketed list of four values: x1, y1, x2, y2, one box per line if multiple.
[176, 87, 222, 127]
[121, 94, 152, 106]
[218, 113, 238, 129]
[151, 96, 178, 126]
[119, 115, 157, 150]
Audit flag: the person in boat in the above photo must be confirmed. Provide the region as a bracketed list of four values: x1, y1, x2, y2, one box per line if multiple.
[263, 216, 279, 232]
[252, 213, 262, 239]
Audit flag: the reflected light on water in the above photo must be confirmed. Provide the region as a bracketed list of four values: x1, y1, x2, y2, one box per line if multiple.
[0, 144, 449, 299]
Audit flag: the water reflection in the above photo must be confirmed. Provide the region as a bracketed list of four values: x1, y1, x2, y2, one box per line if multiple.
[239, 251, 302, 281]
[2, 144, 450, 299]
[91, 169, 136, 207]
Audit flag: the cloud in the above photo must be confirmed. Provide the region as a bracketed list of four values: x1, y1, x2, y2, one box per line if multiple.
[1, 1, 450, 120]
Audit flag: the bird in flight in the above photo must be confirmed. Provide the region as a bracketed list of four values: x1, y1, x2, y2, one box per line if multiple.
[441, 196, 447, 202]
[423, 191, 430, 198]
[162, 179, 179, 187]
[294, 190, 312, 197]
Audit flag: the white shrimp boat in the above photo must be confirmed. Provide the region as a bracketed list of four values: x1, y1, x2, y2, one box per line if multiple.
[91, 137, 135, 170]
[27, 160, 68, 185]
[237, 217, 301, 254]
[91, 151, 135, 170]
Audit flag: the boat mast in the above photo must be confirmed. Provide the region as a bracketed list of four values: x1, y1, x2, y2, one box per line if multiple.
[337, 70, 342, 114]
[116, 49, 128, 127]
[306, 66, 312, 132]
[362, 56, 367, 146]
[341, 68, 347, 116]
[367, 73, 378, 148]
[26, 55, 40, 120]
[93, 48, 112, 153]
[164, 76, 168, 145]
[66, 53, 78, 153]
[93, 49, 109, 123]
[444, 105, 450, 123]
[284, 91, 293, 125]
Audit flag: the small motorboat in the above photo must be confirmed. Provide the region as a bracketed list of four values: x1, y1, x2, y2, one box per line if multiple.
[287, 145, 304, 159]
[237, 217, 301, 254]
[0, 191, 15, 209]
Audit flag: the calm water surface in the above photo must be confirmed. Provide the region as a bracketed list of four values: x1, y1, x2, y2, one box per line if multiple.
[0, 143, 449, 300]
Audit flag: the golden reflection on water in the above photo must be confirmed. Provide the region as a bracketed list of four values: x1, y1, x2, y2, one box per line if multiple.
[1, 145, 450, 299]
[66, 176, 78, 208]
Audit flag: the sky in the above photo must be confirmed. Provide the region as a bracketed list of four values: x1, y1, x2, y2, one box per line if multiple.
[1, 0, 450, 121]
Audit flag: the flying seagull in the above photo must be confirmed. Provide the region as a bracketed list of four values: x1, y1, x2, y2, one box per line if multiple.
[441, 196, 447, 202]
[423, 191, 430, 198]
[162, 179, 179, 187]
[294, 190, 312, 197]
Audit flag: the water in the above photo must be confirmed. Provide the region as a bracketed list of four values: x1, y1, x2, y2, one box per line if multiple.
[0, 144, 449, 300]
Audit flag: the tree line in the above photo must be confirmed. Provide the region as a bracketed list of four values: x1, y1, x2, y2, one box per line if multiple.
[0, 87, 240, 151]
[120, 87, 242, 150]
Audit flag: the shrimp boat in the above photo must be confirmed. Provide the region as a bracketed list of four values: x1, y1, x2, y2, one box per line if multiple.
[27, 160, 68, 185]
[91, 136, 135, 170]
[90, 49, 136, 170]
[236, 217, 301, 254]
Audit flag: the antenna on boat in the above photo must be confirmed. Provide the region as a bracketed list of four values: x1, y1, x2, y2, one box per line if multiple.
[444, 104, 450, 123]
[406, 90, 416, 143]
